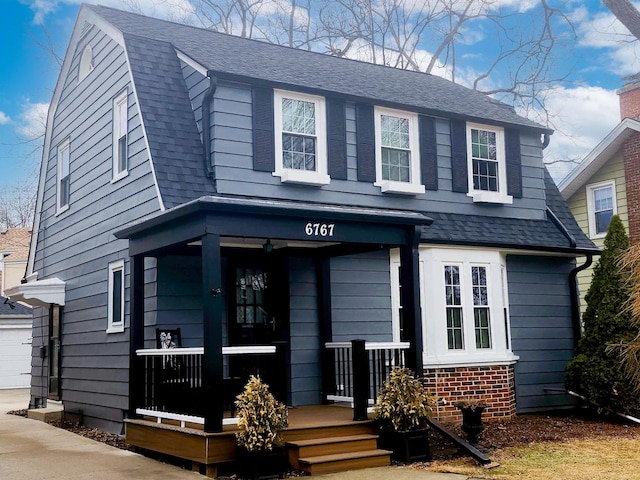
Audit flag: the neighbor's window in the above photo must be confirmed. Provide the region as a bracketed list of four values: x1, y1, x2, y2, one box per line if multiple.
[57, 140, 70, 213]
[587, 180, 616, 239]
[107, 259, 125, 333]
[466, 123, 512, 204]
[273, 90, 329, 185]
[112, 90, 128, 181]
[374, 107, 424, 195]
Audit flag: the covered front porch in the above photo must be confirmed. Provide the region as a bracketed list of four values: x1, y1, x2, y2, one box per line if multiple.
[115, 196, 431, 470]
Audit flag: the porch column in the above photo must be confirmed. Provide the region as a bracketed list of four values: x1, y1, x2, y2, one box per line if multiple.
[202, 231, 224, 432]
[128, 254, 145, 417]
[400, 227, 423, 374]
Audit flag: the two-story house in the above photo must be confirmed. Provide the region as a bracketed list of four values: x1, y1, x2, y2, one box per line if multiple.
[8, 4, 596, 475]
[559, 74, 640, 312]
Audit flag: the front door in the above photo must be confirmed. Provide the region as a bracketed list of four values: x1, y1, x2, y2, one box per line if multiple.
[227, 253, 289, 400]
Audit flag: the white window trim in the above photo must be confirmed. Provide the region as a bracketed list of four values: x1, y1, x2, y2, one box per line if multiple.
[419, 247, 518, 368]
[586, 179, 617, 239]
[112, 90, 129, 183]
[78, 45, 94, 83]
[56, 139, 70, 215]
[272, 89, 330, 186]
[107, 259, 125, 334]
[390, 250, 402, 342]
[373, 106, 425, 195]
[466, 122, 512, 205]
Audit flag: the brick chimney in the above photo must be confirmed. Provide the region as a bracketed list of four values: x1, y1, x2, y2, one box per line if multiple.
[619, 74, 640, 243]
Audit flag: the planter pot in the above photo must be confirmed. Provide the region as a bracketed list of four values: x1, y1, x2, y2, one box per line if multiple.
[236, 445, 287, 480]
[458, 405, 485, 444]
[378, 428, 431, 463]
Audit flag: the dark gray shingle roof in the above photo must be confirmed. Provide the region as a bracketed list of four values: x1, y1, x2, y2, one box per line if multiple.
[88, 4, 548, 132]
[0, 296, 32, 316]
[125, 34, 215, 208]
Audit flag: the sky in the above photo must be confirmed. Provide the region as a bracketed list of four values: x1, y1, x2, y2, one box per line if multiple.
[1, 0, 639, 191]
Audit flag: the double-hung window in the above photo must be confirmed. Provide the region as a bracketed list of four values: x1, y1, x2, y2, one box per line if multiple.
[107, 260, 125, 333]
[374, 107, 424, 195]
[273, 90, 329, 185]
[586, 180, 616, 239]
[419, 248, 517, 367]
[466, 123, 512, 204]
[57, 140, 70, 213]
[112, 91, 128, 181]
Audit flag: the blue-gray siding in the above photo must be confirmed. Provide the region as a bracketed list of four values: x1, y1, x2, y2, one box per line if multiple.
[31, 26, 161, 432]
[177, 66, 548, 221]
[507, 255, 576, 412]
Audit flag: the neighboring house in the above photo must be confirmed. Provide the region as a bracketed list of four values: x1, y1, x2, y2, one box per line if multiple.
[559, 75, 640, 312]
[8, 4, 596, 474]
[0, 296, 33, 389]
[0, 228, 32, 389]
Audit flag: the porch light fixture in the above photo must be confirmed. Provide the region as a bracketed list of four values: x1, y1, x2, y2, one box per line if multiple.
[263, 239, 273, 253]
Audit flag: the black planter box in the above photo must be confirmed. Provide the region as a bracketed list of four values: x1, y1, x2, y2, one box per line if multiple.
[236, 445, 287, 480]
[378, 428, 431, 463]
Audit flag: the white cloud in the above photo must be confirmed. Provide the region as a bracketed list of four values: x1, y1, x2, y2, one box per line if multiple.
[573, 5, 640, 76]
[534, 86, 620, 182]
[0, 112, 10, 125]
[15, 101, 49, 141]
[27, 0, 196, 25]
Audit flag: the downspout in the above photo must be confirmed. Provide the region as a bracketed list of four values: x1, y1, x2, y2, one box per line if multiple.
[569, 254, 593, 347]
[201, 71, 217, 182]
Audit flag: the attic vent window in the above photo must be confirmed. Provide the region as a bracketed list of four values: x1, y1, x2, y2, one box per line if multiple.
[80, 21, 93, 38]
[78, 45, 94, 82]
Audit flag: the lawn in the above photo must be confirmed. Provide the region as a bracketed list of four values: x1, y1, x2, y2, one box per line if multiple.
[409, 411, 640, 479]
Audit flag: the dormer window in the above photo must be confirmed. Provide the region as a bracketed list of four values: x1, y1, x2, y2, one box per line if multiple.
[78, 45, 94, 82]
[374, 107, 425, 195]
[466, 123, 512, 204]
[273, 90, 329, 186]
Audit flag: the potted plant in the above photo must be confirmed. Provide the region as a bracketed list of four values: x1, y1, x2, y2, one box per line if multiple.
[374, 367, 435, 463]
[454, 398, 486, 444]
[235, 375, 289, 480]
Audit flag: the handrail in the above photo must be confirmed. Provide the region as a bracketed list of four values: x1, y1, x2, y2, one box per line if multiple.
[136, 345, 277, 356]
[324, 341, 410, 351]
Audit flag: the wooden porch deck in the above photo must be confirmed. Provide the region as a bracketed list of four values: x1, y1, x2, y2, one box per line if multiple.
[125, 405, 389, 477]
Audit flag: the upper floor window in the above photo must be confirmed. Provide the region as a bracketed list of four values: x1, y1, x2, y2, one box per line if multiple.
[419, 248, 517, 367]
[57, 140, 70, 214]
[107, 259, 125, 333]
[586, 180, 616, 239]
[273, 90, 329, 186]
[112, 90, 128, 182]
[466, 123, 512, 204]
[374, 107, 424, 195]
[78, 45, 93, 83]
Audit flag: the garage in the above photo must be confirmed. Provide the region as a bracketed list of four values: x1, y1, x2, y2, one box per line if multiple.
[0, 305, 33, 389]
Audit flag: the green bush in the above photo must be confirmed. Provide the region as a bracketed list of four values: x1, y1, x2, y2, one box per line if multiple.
[565, 215, 640, 413]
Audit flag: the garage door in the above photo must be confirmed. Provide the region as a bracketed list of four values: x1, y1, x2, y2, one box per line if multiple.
[0, 325, 32, 389]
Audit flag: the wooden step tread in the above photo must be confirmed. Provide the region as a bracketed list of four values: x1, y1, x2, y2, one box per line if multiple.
[298, 449, 391, 465]
[287, 434, 378, 447]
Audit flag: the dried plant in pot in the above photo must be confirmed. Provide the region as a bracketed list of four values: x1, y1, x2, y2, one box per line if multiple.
[373, 367, 435, 463]
[235, 376, 288, 480]
[454, 398, 487, 444]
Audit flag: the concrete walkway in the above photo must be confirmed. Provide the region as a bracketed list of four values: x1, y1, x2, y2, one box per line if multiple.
[0, 389, 469, 480]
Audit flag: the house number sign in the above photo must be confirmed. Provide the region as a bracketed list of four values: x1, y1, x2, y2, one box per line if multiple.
[305, 222, 335, 237]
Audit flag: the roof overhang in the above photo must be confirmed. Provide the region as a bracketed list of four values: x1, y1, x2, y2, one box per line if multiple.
[558, 117, 640, 199]
[5, 278, 66, 307]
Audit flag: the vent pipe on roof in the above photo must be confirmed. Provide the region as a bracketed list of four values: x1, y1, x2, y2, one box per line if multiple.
[202, 72, 217, 180]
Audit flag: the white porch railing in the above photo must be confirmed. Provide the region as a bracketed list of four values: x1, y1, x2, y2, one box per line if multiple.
[135, 345, 277, 427]
[324, 341, 410, 407]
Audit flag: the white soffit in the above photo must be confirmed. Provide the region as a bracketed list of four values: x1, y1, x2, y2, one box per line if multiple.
[5, 278, 66, 307]
[558, 118, 640, 199]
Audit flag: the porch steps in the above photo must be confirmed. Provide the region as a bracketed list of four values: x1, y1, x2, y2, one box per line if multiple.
[287, 434, 391, 475]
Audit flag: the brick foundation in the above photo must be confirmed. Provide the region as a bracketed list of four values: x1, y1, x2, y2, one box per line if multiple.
[422, 364, 516, 423]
